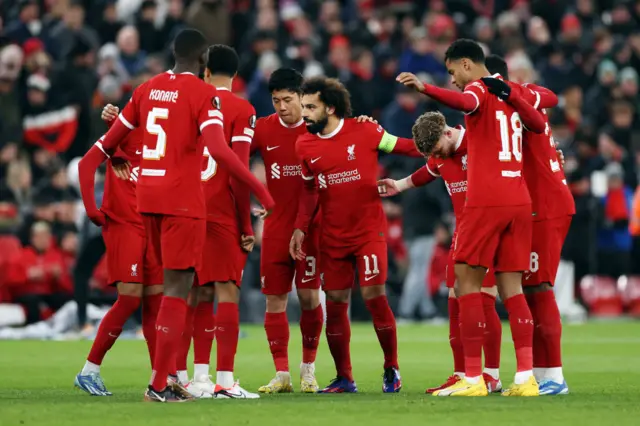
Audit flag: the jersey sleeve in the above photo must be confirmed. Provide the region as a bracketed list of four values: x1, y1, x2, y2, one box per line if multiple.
[462, 81, 488, 115]
[197, 85, 224, 134]
[231, 102, 256, 144]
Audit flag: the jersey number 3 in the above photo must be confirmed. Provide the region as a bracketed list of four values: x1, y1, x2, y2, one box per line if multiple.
[496, 111, 523, 162]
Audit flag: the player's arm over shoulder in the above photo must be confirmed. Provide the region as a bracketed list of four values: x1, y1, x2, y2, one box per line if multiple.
[462, 81, 487, 115]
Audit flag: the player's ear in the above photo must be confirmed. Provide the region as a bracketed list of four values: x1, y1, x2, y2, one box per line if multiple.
[326, 106, 335, 115]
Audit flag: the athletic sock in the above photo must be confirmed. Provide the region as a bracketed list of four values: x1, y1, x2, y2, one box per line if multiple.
[504, 294, 534, 383]
[300, 304, 323, 364]
[193, 301, 215, 366]
[325, 300, 353, 381]
[264, 311, 290, 372]
[175, 305, 195, 373]
[87, 294, 140, 366]
[142, 293, 162, 369]
[365, 295, 398, 370]
[481, 292, 502, 371]
[150, 296, 187, 391]
[533, 290, 564, 382]
[458, 293, 485, 379]
[448, 298, 465, 374]
[526, 293, 548, 381]
[216, 302, 239, 373]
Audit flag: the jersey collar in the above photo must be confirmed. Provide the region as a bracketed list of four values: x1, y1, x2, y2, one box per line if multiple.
[278, 115, 304, 128]
[167, 70, 195, 75]
[454, 126, 465, 152]
[216, 87, 231, 91]
[318, 118, 344, 139]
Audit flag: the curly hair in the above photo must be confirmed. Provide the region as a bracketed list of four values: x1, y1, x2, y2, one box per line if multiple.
[412, 111, 446, 155]
[301, 77, 352, 118]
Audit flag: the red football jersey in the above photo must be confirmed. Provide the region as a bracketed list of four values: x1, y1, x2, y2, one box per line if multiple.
[296, 119, 391, 248]
[522, 108, 575, 220]
[201, 87, 256, 226]
[425, 127, 469, 220]
[119, 71, 222, 218]
[463, 75, 532, 207]
[253, 114, 309, 240]
[100, 127, 144, 231]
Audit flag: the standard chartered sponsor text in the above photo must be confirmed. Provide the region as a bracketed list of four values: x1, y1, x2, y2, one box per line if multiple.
[327, 169, 361, 185]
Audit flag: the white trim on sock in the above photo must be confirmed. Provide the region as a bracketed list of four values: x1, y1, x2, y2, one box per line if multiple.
[81, 361, 100, 375]
[177, 370, 189, 385]
[545, 367, 564, 383]
[533, 367, 546, 382]
[217, 371, 234, 389]
[514, 370, 533, 385]
[194, 364, 209, 379]
[466, 375, 481, 385]
[454, 371, 465, 378]
[483, 368, 499, 380]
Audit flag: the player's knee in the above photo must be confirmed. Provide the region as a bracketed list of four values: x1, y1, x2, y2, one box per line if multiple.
[496, 272, 523, 299]
[143, 284, 163, 297]
[197, 285, 215, 303]
[481, 286, 498, 297]
[297, 289, 320, 310]
[523, 282, 552, 295]
[266, 294, 288, 313]
[361, 285, 385, 300]
[117, 282, 144, 297]
[215, 281, 239, 303]
[163, 269, 196, 299]
[326, 290, 350, 303]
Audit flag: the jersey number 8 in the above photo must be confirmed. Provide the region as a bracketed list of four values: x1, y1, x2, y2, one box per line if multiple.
[496, 111, 523, 163]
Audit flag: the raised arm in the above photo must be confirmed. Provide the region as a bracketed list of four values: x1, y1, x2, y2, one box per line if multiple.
[396, 72, 478, 113]
[522, 83, 558, 109]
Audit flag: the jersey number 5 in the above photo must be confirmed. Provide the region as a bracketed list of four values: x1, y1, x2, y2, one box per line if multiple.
[496, 111, 523, 162]
[144, 107, 169, 160]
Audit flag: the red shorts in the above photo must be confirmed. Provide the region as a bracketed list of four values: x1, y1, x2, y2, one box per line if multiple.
[197, 221, 244, 285]
[321, 240, 387, 292]
[454, 205, 532, 273]
[446, 232, 495, 288]
[142, 214, 205, 271]
[102, 220, 162, 286]
[261, 225, 321, 295]
[523, 215, 572, 287]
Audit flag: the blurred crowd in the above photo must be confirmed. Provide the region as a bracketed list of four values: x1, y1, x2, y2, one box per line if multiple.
[0, 0, 639, 327]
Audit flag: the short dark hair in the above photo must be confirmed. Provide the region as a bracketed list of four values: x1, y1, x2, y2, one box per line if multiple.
[412, 112, 446, 155]
[268, 68, 303, 94]
[301, 77, 352, 118]
[485, 54, 509, 80]
[206, 44, 239, 77]
[444, 39, 485, 64]
[172, 29, 208, 63]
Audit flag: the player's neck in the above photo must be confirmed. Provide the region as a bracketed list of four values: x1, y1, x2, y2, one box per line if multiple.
[173, 62, 199, 75]
[450, 127, 461, 144]
[471, 65, 492, 81]
[208, 75, 233, 91]
[320, 116, 342, 136]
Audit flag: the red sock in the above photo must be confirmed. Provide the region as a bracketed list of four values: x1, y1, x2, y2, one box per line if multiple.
[264, 312, 289, 372]
[88, 294, 140, 365]
[300, 305, 323, 364]
[526, 294, 548, 368]
[458, 293, 485, 378]
[150, 296, 187, 391]
[325, 301, 353, 381]
[142, 294, 161, 369]
[175, 305, 195, 372]
[216, 302, 239, 372]
[364, 295, 398, 369]
[504, 294, 534, 372]
[533, 290, 562, 368]
[481, 292, 502, 370]
[448, 298, 465, 373]
[193, 301, 215, 365]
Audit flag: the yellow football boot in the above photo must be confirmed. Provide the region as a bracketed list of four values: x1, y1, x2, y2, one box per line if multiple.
[502, 375, 540, 397]
[433, 376, 488, 397]
[300, 363, 319, 393]
[258, 372, 294, 394]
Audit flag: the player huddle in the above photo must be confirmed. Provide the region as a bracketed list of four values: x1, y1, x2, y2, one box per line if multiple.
[73, 29, 573, 402]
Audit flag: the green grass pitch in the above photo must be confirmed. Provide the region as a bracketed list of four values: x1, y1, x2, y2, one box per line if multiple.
[1, 322, 639, 426]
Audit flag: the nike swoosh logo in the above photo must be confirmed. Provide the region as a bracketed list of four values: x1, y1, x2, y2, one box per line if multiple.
[310, 157, 321, 163]
[301, 277, 315, 283]
[221, 390, 245, 398]
[364, 274, 379, 281]
[437, 164, 444, 168]
[205, 328, 215, 332]
[266, 146, 279, 151]
[135, 150, 142, 155]
[152, 391, 166, 402]
[108, 333, 118, 338]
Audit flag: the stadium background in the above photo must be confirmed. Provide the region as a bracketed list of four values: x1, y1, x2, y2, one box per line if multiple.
[0, 0, 639, 332]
